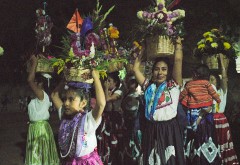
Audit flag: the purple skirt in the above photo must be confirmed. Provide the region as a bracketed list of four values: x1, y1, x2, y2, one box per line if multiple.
[62, 149, 103, 165]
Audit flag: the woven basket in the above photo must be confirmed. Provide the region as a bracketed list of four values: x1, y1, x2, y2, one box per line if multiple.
[107, 62, 124, 73]
[36, 57, 54, 73]
[64, 67, 93, 83]
[202, 54, 229, 70]
[146, 35, 175, 60]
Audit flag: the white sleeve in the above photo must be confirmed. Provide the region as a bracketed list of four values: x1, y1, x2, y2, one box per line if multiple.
[84, 111, 102, 134]
[114, 89, 122, 96]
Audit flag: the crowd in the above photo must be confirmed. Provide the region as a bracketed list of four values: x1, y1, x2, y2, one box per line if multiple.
[23, 37, 239, 165]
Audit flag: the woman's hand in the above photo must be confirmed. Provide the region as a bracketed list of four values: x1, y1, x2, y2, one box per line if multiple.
[133, 48, 144, 72]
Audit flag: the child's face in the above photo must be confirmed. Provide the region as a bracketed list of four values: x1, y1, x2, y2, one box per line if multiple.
[63, 90, 85, 116]
[209, 75, 217, 86]
[107, 77, 116, 90]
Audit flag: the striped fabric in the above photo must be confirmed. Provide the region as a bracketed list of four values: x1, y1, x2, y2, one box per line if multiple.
[180, 79, 221, 108]
[213, 113, 239, 165]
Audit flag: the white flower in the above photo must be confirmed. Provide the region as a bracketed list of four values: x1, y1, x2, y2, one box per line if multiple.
[0, 46, 4, 56]
[89, 42, 95, 58]
[137, 11, 143, 19]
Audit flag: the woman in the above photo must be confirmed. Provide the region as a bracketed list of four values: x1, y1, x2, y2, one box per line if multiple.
[210, 53, 239, 165]
[133, 37, 185, 165]
[25, 55, 59, 165]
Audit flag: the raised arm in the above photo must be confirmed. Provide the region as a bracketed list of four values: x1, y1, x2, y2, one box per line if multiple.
[207, 82, 221, 103]
[27, 55, 44, 100]
[219, 53, 228, 93]
[92, 70, 106, 122]
[51, 79, 65, 110]
[133, 50, 146, 86]
[172, 37, 183, 86]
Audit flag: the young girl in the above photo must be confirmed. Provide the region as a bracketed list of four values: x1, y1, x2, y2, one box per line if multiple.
[182, 64, 222, 164]
[210, 54, 239, 165]
[25, 55, 59, 165]
[51, 69, 106, 164]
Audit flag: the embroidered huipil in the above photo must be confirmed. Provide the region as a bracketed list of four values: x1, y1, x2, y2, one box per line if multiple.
[58, 107, 102, 157]
[142, 79, 180, 121]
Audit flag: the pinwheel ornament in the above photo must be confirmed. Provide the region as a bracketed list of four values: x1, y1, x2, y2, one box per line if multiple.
[67, 9, 83, 33]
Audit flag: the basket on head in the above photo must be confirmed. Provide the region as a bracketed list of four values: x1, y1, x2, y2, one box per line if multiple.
[64, 67, 93, 83]
[107, 62, 124, 73]
[146, 35, 175, 60]
[201, 54, 229, 71]
[36, 57, 54, 73]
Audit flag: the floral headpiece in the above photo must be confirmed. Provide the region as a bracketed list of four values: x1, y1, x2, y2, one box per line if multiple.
[35, 2, 53, 52]
[136, 0, 185, 37]
[50, 0, 128, 78]
[195, 28, 235, 59]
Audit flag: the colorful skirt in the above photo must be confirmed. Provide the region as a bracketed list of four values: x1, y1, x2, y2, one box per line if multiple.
[96, 111, 124, 164]
[213, 113, 239, 165]
[185, 109, 221, 165]
[141, 117, 185, 165]
[25, 120, 59, 165]
[62, 149, 103, 165]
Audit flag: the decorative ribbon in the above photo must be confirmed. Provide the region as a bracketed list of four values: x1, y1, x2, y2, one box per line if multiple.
[144, 81, 167, 120]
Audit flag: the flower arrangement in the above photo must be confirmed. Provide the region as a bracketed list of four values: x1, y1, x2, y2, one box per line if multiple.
[136, 0, 185, 38]
[35, 2, 53, 52]
[0, 46, 4, 56]
[50, 0, 128, 79]
[195, 28, 235, 59]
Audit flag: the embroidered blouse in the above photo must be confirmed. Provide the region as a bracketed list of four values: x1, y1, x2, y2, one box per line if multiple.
[142, 79, 180, 121]
[58, 107, 102, 157]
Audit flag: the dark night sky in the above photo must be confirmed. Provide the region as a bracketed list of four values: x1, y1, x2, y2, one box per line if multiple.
[0, 0, 240, 84]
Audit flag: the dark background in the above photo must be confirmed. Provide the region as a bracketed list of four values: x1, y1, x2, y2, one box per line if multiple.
[1, 0, 240, 161]
[0, 0, 240, 83]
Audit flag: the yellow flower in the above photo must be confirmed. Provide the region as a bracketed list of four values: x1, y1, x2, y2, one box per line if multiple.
[206, 37, 213, 42]
[203, 32, 211, 37]
[198, 44, 205, 50]
[108, 26, 119, 39]
[99, 70, 107, 79]
[223, 42, 231, 50]
[211, 42, 218, 48]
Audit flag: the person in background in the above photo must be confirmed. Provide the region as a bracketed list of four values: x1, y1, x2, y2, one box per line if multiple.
[51, 69, 106, 164]
[25, 55, 59, 165]
[182, 64, 222, 164]
[121, 75, 142, 164]
[97, 71, 125, 164]
[210, 53, 239, 165]
[179, 64, 221, 131]
[133, 37, 185, 165]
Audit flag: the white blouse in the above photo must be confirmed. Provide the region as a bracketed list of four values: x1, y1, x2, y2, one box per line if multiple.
[28, 91, 50, 122]
[143, 79, 180, 121]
